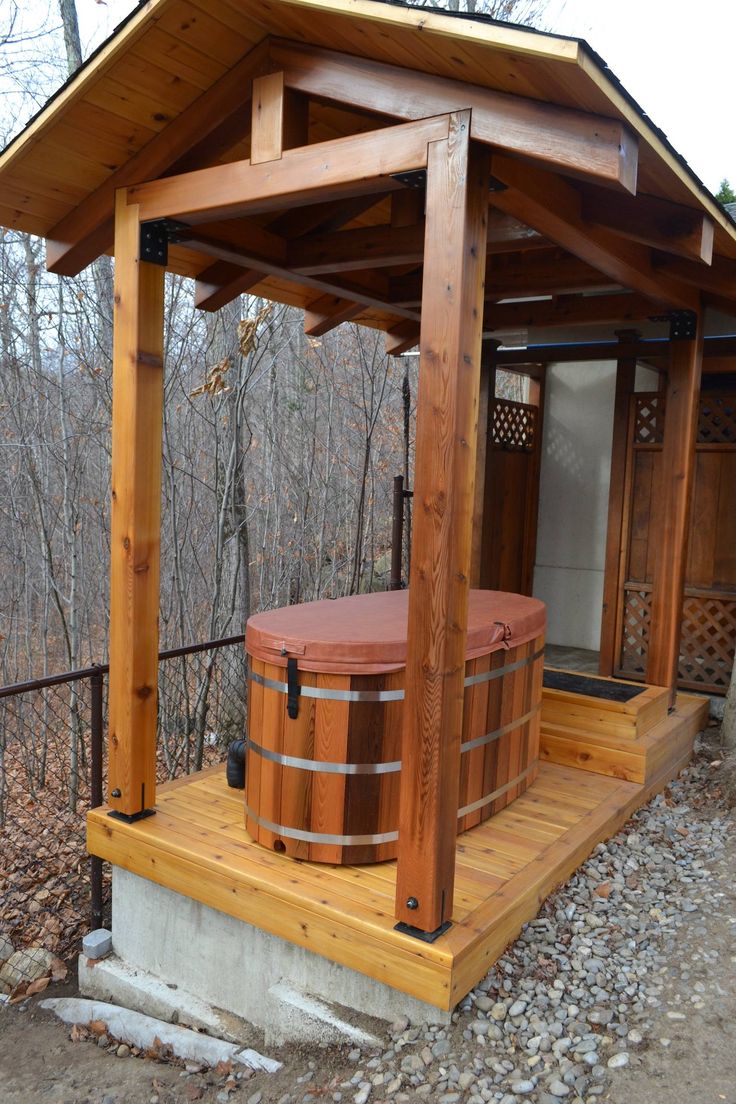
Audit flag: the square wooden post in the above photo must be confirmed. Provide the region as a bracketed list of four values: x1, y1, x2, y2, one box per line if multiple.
[599, 330, 640, 676]
[646, 313, 703, 704]
[107, 189, 165, 819]
[395, 113, 489, 933]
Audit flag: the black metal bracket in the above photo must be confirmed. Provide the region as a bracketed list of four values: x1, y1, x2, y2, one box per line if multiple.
[108, 808, 156, 824]
[394, 920, 452, 944]
[391, 169, 427, 190]
[668, 310, 698, 342]
[139, 219, 192, 266]
[287, 656, 300, 720]
[488, 174, 508, 193]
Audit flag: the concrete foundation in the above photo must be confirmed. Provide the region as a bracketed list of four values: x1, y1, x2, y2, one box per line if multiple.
[95, 868, 452, 1045]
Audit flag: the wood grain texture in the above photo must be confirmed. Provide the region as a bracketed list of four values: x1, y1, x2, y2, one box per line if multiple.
[107, 190, 165, 817]
[647, 322, 704, 697]
[272, 39, 638, 188]
[395, 116, 489, 932]
[127, 115, 450, 223]
[88, 692, 703, 1010]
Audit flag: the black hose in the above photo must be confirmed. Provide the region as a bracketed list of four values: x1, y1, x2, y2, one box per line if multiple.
[226, 739, 246, 789]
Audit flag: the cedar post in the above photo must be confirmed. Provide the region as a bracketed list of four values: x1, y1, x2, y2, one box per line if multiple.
[599, 330, 640, 675]
[395, 114, 489, 933]
[107, 189, 165, 818]
[471, 340, 498, 588]
[646, 313, 703, 704]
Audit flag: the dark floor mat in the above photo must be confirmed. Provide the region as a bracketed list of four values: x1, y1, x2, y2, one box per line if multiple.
[543, 669, 646, 703]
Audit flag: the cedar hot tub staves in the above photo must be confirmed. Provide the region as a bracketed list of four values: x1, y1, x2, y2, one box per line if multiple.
[244, 589, 546, 864]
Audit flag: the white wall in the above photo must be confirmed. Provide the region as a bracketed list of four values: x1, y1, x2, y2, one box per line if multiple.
[532, 360, 658, 651]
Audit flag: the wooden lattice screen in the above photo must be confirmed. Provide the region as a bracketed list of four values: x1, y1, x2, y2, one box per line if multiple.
[615, 391, 736, 692]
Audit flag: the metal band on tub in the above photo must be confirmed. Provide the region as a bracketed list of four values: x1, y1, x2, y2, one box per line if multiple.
[248, 644, 544, 702]
[245, 735, 401, 775]
[244, 703, 540, 775]
[456, 761, 538, 819]
[244, 807, 399, 847]
[243, 761, 537, 847]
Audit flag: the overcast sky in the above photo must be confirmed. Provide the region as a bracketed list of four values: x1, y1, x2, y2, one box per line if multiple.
[6, 0, 734, 195]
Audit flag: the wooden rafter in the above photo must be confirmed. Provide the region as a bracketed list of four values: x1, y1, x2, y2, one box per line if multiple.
[489, 155, 700, 310]
[486, 292, 659, 332]
[582, 188, 714, 264]
[45, 40, 271, 276]
[271, 39, 638, 191]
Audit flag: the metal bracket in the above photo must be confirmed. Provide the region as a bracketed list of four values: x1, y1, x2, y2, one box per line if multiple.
[488, 174, 508, 193]
[139, 219, 192, 266]
[391, 169, 427, 190]
[108, 808, 156, 824]
[668, 310, 698, 341]
[394, 920, 452, 944]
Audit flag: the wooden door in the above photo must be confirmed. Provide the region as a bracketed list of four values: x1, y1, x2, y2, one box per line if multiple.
[479, 390, 544, 596]
[613, 389, 736, 693]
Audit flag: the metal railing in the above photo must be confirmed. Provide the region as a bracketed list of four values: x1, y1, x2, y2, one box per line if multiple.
[0, 634, 245, 993]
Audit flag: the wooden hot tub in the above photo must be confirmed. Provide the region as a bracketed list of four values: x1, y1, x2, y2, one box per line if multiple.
[244, 589, 545, 864]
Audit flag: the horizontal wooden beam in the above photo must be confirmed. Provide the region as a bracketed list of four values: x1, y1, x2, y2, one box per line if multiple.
[45, 41, 270, 276]
[489, 155, 698, 310]
[582, 188, 714, 264]
[390, 251, 615, 308]
[184, 224, 419, 321]
[128, 115, 450, 224]
[271, 39, 638, 191]
[288, 210, 546, 275]
[486, 292, 659, 332]
[493, 332, 736, 366]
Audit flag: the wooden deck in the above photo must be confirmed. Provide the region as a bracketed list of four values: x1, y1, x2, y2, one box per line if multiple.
[88, 691, 708, 1011]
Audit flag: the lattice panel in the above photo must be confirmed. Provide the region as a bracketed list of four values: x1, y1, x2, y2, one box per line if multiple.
[633, 394, 664, 444]
[698, 395, 736, 444]
[619, 589, 651, 676]
[679, 596, 736, 690]
[492, 400, 537, 451]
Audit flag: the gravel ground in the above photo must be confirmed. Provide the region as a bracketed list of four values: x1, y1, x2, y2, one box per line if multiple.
[1, 733, 732, 1104]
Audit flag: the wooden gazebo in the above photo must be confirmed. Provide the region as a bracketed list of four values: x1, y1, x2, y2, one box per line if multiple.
[0, 0, 728, 1009]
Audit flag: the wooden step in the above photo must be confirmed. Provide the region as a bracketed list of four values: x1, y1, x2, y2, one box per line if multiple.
[542, 668, 669, 739]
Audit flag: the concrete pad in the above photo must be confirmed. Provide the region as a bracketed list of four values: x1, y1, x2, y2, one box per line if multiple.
[106, 868, 452, 1045]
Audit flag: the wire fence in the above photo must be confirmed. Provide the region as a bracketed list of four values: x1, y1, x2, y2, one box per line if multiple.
[0, 636, 246, 999]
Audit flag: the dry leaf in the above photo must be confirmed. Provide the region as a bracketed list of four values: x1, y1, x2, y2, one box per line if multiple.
[88, 1019, 108, 1036]
[25, 976, 50, 996]
[8, 981, 29, 1004]
[594, 882, 612, 898]
[70, 1023, 88, 1043]
[50, 956, 68, 982]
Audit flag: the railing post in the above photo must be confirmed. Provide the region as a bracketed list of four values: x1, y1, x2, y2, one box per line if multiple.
[390, 475, 405, 591]
[90, 667, 104, 931]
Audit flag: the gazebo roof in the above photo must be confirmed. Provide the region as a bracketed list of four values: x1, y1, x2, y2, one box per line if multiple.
[1, 0, 734, 335]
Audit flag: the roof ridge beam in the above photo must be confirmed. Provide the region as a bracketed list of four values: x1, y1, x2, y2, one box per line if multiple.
[270, 38, 638, 192]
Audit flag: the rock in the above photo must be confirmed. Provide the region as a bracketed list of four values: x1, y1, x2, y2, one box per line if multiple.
[547, 1080, 570, 1098]
[627, 1029, 643, 1045]
[97, 1035, 109, 1048]
[607, 1052, 630, 1069]
[353, 1089, 370, 1104]
[508, 1000, 527, 1018]
[0, 946, 52, 990]
[470, 1021, 491, 1036]
[511, 1080, 535, 1094]
[491, 1003, 508, 1021]
[390, 1016, 409, 1035]
[432, 1039, 452, 1060]
[474, 995, 493, 1012]
[400, 1055, 424, 1074]
[116, 1044, 130, 1058]
[247, 1094, 263, 1104]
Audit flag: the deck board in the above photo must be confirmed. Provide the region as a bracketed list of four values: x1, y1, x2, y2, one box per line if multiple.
[88, 692, 708, 1010]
